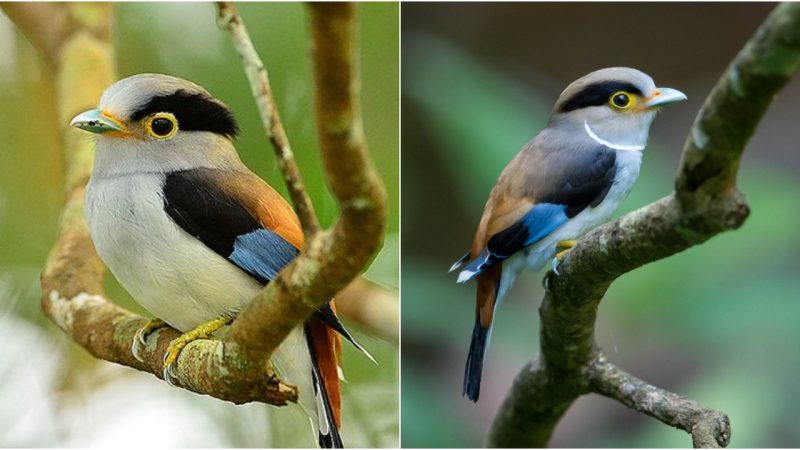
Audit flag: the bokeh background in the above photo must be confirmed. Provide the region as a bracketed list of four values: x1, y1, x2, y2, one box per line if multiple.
[402, 3, 800, 447]
[0, 2, 398, 447]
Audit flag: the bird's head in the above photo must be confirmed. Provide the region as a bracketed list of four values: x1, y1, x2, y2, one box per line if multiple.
[549, 67, 686, 150]
[71, 73, 242, 175]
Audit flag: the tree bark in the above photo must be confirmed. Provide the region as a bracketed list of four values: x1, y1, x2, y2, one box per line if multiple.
[487, 3, 800, 447]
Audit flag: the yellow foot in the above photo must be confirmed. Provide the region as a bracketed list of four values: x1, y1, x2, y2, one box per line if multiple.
[556, 240, 577, 252]
[163, 316, 232, 386]
[552, 240, 578, 275]
[132, 318, 169, 362]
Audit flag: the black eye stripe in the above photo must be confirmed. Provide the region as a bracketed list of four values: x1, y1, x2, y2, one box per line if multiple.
[131, 90, 238, 137]
[559, 81, 644, 113]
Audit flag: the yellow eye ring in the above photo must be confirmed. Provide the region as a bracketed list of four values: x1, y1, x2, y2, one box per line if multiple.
[609, 91, 636, 110]
[145, 112, 178, 139]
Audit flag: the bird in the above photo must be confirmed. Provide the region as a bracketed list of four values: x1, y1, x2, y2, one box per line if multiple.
[450, 67, 687, 402]
[70, 73, 371, 448]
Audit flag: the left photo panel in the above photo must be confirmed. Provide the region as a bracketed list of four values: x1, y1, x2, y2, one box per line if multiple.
[0, 2, 398, 448]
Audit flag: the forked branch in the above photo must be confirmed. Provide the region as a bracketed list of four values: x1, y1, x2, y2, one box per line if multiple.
[488, 3, 800, 447]
[4, 1, 386, 406]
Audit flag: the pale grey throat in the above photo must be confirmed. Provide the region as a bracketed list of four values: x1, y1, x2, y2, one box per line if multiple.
[584, 121, 645, 151]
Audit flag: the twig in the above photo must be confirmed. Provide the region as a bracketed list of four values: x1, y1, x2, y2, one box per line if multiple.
[216, 1, 320, 236]
[488, 3, 800, 447]
[226, 2, 387, 358]
[6, 1, 385, 407]
[4, 1, 298, 407]
[589, 355, 731, 448]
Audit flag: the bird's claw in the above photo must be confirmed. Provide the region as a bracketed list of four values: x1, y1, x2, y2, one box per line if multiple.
[132, 318, 168, 362]
[159, 316, 232, 387]
[551, 257, 561, 276]
[163, 344, 182, 387]
[550, 240, 578, 276]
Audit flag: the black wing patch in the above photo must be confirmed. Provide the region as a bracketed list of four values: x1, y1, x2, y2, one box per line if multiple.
[163, 168, 362, 352]
[163, 168, 297, 284]
[163, 169, 259, 257]
[538, 145, 617, 218]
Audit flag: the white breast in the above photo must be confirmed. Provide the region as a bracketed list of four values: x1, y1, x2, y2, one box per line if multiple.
[85, 172, 319, 435]
[84, 173, 262, 332]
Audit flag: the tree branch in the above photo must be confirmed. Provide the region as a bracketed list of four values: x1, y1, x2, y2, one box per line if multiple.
[226, 2, 387, 358]
[216, 1, 320, 236]
[7, 1, 385, 407]
[589, 355, 731, 448]
[488, 3, 800, 447]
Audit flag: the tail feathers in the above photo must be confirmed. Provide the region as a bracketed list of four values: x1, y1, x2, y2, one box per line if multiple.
[305, 324, 344, 448]
[311, 363, 344, 448]
[463, 319, 490, 402]
[449, 251, 471, 272]
[464, 264, 502, 402]
[457, 249, 493, 284]
[315, 303, 376, 364]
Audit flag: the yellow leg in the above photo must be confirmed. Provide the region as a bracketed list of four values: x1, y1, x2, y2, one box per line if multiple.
[163, 316, 232, 386]
[555, 248, 571, 261]
[556, 239, 577, 252]
[132, 318, 169, 362]
[552, 240, 579, 275]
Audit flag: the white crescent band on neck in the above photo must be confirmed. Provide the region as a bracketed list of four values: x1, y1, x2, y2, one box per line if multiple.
[584, 121, 645, 152]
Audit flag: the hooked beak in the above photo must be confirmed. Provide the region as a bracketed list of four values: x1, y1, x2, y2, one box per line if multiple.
[646, 87, 687, 109]
[70, 108, 128, 134]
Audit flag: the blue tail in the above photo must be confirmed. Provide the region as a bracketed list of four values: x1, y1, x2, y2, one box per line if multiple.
[463, 318, 490, 402]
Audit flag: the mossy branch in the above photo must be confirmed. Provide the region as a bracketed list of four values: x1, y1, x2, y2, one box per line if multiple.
[3, 1, 385, 407]
[227, 2, 387, 357]
[487, 3, 800, 448]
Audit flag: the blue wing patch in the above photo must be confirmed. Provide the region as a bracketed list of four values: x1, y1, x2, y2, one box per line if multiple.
[457, 203, 568, 283]
[229, 229, 300, 284]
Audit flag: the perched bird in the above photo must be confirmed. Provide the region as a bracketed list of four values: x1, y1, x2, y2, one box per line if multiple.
[450, 67, 686, 402]
[71, 73, 370, 448]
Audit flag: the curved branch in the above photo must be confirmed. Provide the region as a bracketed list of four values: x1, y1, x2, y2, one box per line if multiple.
[227, 2, 387, 358]
[216, 2, 320, 236]
[7, 1, 298, 407]
[488, 3, 800, 447]
[8, 1, 385, 407]
[589, 355, 731, 448]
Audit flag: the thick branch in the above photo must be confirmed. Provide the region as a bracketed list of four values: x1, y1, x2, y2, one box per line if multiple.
[6, 1, 299, 406]
[488, 356, 589, 447]
[216, 2, 320, 236]
[488, 3, 800, 447]
[9, 1, 384, 407]
[677, 3, 800, 206]
[589, 355, 730, 448]
[225, 2, 387, 360]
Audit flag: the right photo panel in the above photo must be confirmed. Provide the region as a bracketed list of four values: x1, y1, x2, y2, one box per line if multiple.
[401, 2, 800, 447]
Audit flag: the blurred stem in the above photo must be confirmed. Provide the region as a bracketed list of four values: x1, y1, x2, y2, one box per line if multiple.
[337, 278, 399, 345]
[216, 1, 320, 236]
[488, 3, 800, 448]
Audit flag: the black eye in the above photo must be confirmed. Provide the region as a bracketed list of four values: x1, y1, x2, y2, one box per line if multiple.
[151, 117, 174, 136]
[611, 92, 631, 108]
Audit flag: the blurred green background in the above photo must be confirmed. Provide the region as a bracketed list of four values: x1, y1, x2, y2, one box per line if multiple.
[401, 3, 800, 448]
[0, 2, 398, 447]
